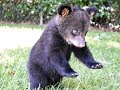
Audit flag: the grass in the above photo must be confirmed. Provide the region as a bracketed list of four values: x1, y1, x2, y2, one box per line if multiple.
[0, 24, 120, 90]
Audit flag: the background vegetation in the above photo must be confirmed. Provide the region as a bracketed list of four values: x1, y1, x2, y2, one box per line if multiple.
[0, 0, 120, 25]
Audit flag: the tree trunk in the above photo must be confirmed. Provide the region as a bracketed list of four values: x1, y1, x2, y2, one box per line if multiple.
[40, 11, 43, 25]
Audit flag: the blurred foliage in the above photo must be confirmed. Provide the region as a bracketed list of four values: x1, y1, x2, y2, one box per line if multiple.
[0, 0, 119, 25]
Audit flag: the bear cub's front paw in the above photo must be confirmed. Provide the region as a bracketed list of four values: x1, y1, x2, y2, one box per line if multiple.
[89, 62, 103, 69]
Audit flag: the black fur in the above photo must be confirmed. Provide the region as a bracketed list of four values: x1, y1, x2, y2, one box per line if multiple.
[27, 4, 103, 90]
[57, 3, 72, 15]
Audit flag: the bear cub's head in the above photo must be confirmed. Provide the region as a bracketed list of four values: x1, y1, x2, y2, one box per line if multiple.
[56, 4, 90, 48]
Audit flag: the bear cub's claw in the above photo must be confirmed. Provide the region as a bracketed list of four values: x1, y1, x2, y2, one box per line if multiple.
[71, 72, 79, 77]
[91, 63, 103, 69]
[63, 71, 79, 77]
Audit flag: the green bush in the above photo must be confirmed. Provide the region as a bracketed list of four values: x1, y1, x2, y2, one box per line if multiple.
[0, 0, 119, 25]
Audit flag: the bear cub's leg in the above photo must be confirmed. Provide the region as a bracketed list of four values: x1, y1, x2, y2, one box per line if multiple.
[73, 45, 103, 69]
[28, 66, 48, 90]
[49, 51, 78, 77]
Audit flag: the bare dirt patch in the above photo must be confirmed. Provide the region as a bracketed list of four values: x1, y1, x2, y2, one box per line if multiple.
[0, 29, 43, 50]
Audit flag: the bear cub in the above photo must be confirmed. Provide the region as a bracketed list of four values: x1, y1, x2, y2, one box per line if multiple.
[27, 4, 103, 90]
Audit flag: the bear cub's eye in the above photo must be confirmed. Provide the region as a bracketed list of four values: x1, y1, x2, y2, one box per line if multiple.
[72, 29, 79, 35]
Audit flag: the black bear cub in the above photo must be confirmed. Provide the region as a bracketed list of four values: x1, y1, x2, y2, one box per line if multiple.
[27, 4, 103, 90]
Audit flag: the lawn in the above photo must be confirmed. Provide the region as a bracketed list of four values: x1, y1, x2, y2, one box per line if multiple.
[0, 24, 120, 90]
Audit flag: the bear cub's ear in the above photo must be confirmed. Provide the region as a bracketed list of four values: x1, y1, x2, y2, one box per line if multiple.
[58, 4, 72, 17]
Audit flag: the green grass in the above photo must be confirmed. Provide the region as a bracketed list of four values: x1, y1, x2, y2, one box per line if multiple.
[0, 24, 120, 90]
